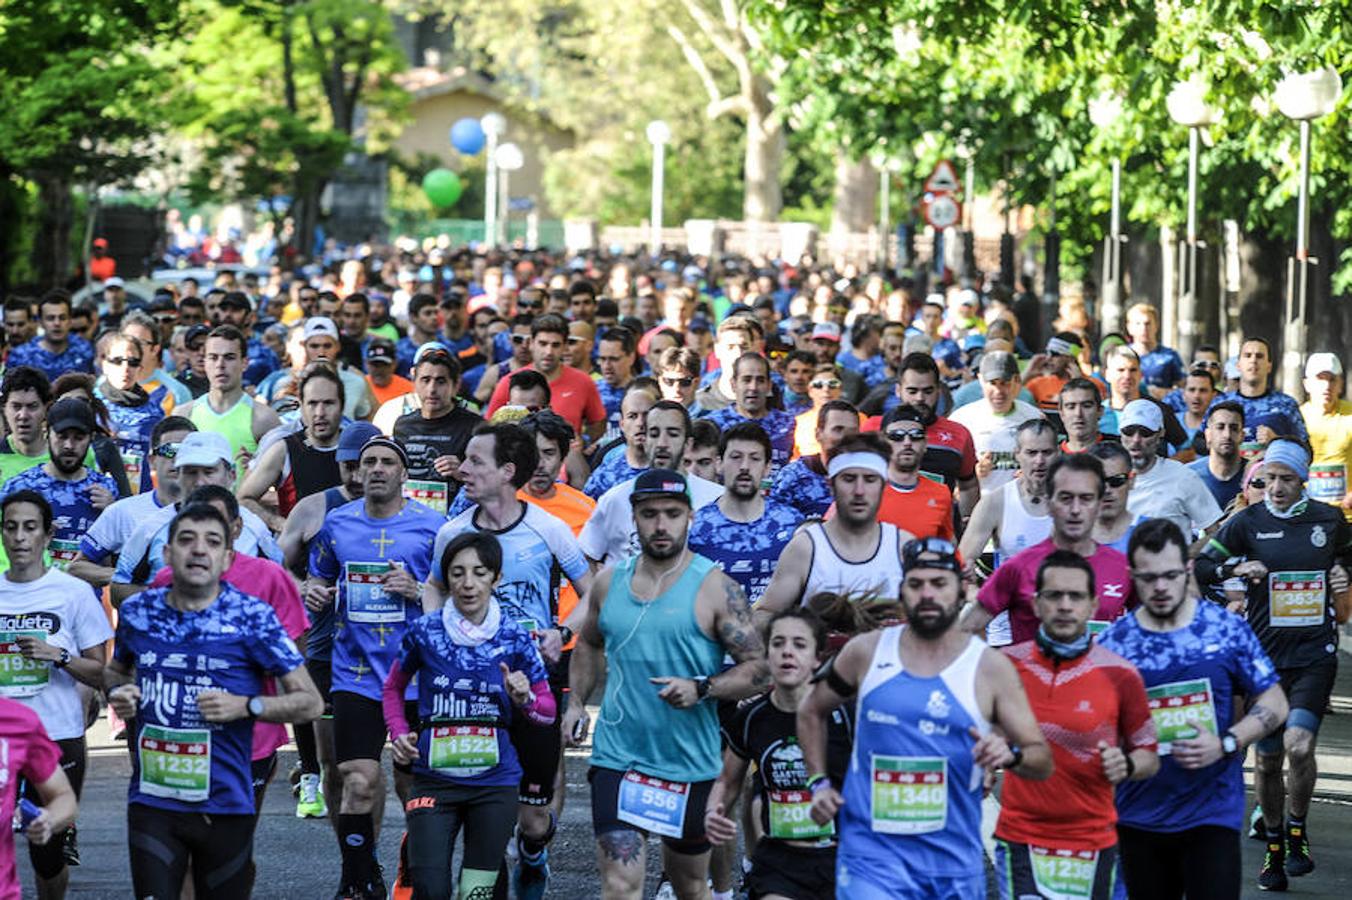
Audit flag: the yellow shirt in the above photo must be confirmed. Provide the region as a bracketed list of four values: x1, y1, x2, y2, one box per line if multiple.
[1301, 399, 1352, 521]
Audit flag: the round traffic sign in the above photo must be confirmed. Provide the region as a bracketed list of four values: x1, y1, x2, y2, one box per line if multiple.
[924, 194, 962, 229]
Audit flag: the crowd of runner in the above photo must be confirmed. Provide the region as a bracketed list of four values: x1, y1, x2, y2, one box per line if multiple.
[0, 244, 1348, 899]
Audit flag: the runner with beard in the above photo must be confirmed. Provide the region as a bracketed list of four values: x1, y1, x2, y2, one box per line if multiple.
[769, 400, 860, 518]
[239, 364, 345, 532]
[704, 608, 852, 900]
[1188, 400, 1246, 510]
[756, 435, 912, 627]
[283, 422, 380, 822]
[425, 423, 593, 900]
[562, 469, 769, 900]
[798, 538, 1052, 898]
[688, 422, 803, 605]
[392, 346, 482, 515]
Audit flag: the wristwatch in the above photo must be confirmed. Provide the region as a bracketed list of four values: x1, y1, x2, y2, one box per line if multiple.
[1006, 744, 1024, 770]
[556, 625, 575, 646]
[693, 676, 712, 700]
[1221, 731, 1240, 758]
[247, 696, 266, 719]
[53, 649, 71, 669]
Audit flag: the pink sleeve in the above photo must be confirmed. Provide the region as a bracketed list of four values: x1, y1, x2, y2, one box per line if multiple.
[521, 679, 556, 727]
[977, 562, 1013, 615]
[383, 658, 414, 738]
[265, 565, 310, 639]
[149, 566, 172, 588]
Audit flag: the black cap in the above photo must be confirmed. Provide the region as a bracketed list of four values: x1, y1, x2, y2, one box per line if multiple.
[148, 293, 177, 313]
[365, 339, 396, 365]
[48, 397, 96, 434]
[886, 404, 926, 426]
[629, 468, 691, 506]
[184, 324, 210, 348]
[218, 293, 252, 312]
[902, 537, 962, 576]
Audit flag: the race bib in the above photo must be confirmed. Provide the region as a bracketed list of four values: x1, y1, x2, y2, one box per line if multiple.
[869, 755, 947, 835]
[1147, 678, 1218, 755]
[404, 479, 449, 515]
[0, 631, 49, 697]
[428, 725, 499, 776]
[1030, 845, 1099, 900]
[616, 770, 690, 838]
[767, 788, 835, 841]
[138, 724, 211, 802]
[48, 539, 80, 572]
[123, 449, 145, 495]
[1308, 464, 1346, 504]
[1268, 571, 1326, 628]
[344, 562, 403, 623]
[1086, 620, 1110, 640]
[1240, 440, 1265, 460]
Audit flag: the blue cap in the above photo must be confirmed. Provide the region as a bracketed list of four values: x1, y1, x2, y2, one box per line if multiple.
[337, 422, 382, 462]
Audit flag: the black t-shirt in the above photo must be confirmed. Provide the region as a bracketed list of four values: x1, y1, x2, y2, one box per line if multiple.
[1203, 499, 1352, 668]
[392, 406, 482, 510]
[723, 692, 853, 844]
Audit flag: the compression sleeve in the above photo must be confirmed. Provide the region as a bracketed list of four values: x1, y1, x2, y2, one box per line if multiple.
[521, 679, 557, 727]
[382, 657, 414, 738]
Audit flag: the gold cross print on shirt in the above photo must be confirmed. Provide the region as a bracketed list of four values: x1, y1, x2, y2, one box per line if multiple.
[370, 528, 395, 556]
[349, 661, 371, 682]
[371, 622, 396, 647]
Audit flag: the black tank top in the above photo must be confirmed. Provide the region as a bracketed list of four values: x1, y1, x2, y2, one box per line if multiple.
[281, 432, 341, 514]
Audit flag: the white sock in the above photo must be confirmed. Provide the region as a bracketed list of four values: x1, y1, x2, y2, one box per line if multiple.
[712, 891, 734, 900]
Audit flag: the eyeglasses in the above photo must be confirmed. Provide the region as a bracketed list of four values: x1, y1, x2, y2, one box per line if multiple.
[106, 356, 143, 368]
[516, 300, 541, 311]
[154, 442, 179, 459]
[661, 376, 695, 388]
[153, 314, 178, 325]
[510, 334, 529, 345]
[810, 378, 841, 390]
[1249, 478, 1267, 490]
[885, 429, 926, 443]
[1104, 473, 1130, 488]
[1131, 569, 1187, 585]
[1036, 590, 1091, 603]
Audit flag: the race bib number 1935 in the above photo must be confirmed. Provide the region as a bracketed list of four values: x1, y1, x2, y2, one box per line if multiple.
[0, 630, 49, 697]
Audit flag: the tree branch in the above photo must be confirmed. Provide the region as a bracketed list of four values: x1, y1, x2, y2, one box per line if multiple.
[675, 0, 741, 69]
[666, 23, 724, 108]
[707, 94, 750, 120]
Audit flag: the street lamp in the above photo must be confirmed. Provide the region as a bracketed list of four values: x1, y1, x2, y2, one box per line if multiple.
[1166, 78, 1219, 361]
[494, 142, 525, 247]
[1273, 66, 1343, 392]
[481, 112, 507, 248]
[870, 152, 904, 273]
[646, 120, 671, 257]
[1089, 91, 1125, 334]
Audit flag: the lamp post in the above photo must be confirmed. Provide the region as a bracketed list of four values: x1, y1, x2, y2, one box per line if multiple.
[494, 142, 524, 247]
[646, 120, 671, 258]
[1089, 91, 1125, 334]
[481, 112, 507, 248]
[1166, 78, 1219, 361]
[1273, 66, 1343, 392]
[871, 153, 903, 273]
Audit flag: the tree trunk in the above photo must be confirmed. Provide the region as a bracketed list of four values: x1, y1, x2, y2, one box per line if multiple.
[291, 181, 325, 261]
[829, 154, 877, 236]
[741, 73, 783, 222]
[0, 175, 20, 298]
[31, 174, 73, 292]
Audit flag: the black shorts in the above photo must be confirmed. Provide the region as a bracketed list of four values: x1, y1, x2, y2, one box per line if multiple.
[511, 682, 563, 806]
[22, 737, 86, 880]
[744, 840, 836, 900]
[1256, 656, 1338, 752]
[128, 804, 257, 900]
[588, 766, 714, 855]
[306, 657, 333, 716]
[332, 691, 415, 765]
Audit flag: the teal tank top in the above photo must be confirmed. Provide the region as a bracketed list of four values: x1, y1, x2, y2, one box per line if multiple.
[590, 553, 725, 782]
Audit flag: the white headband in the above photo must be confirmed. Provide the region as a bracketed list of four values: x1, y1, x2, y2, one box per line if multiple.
[827, 452, 889, 480]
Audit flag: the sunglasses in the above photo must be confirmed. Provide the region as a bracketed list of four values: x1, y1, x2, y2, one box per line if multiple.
[510, 334, 529, 345]
[154, 442, 179, 459]
[1249, 478, 1267, 490]
[516, 300, 541, 311]
[106, 356, 143, 368]
[566, 336, 588, 345]
[885, 429, 926, 443]
[1104, 473, 1130, 488]
[153, 314, 178, 325]
[810, 378, 842, 390]
[661, 376, 695, 388]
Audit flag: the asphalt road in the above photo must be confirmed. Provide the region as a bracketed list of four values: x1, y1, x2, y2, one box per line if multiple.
[20, 656, 1352, 899]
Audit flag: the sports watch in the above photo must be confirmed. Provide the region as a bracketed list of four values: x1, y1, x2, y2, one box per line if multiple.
[247, 696, 266, 719]
[1221, 731, 1240, 757]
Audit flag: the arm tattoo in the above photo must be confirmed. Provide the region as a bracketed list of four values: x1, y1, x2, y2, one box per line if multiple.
[718, 579, 764, 663]
[1249, 702, 1281, 733]
[598, 829, 644, 864]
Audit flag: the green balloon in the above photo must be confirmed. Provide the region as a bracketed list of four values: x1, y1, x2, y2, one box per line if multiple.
[422, 168, 463, 208]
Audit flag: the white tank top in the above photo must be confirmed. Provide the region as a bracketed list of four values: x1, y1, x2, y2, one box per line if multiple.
[801, 521, 905, 604]
[995, 479, 1052, 561]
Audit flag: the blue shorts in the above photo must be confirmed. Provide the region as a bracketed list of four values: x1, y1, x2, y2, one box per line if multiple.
[836, 855, 983, 900]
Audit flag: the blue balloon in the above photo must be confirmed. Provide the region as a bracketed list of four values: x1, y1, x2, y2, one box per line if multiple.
[450, 118, 486, 155]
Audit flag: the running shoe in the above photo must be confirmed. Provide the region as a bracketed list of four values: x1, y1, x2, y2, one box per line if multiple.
[61, 825, 80, 867]
[295, 774, 327, 819]
[1248, 806, 1268, 841]
[654, 877, 677, 900]
[514, 842, 549, 900]
[1284, 822, 1314, 877]
[391, 832, 412, 900]
[1258, 841, 1288, 892]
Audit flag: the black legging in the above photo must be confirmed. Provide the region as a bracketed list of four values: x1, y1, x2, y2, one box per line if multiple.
[127, 804, 257, 900]
[405, 778, 518, 900]
[21, 737, 86, 880]
[1117, 824, 1241, 900]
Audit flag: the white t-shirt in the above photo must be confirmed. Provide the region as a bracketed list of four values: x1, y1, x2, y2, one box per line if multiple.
[80, 490, 171, 564]
[114, 504, 282, 584]
[948, 399, 1045, 493]
[1127, 457, 1224, 536]
[0, 568, 114, 739]
[578, 474, 724, 565]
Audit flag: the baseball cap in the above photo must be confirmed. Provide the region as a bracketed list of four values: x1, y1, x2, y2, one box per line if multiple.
[365, 339, 396, 366]
[184, 324, 210, 349]
[1305, 352, 1343, 379]
[302, 317, 340, 341]
[218, 292, 251, 311]
[956, 289, 980, 308]
[104, 276, 125, 289]
[147, 294, 177, 314]
[1046, 332, 1083, 358]
[173, 432, 234, 469]
[978, 350, 1019, 382]
[1119, 399, 1164, 433]
[901, 537, 963, 576]
[337, 422, 382, 463]
[629, 468, 691, 506]
[47, 398, 96, 434]
[811, 322, 842, 343]
[962, 333, 987, 353]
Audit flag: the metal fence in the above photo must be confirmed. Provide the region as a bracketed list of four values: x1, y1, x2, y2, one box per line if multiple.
[390, 217, 566, 249]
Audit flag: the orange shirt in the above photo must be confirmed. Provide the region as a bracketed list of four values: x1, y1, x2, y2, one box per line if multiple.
[520, 482, 596, 648]
[368, 373, 414, 407]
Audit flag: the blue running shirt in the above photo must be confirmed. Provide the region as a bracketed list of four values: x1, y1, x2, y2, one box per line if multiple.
[687, 499, 803, 603]
[1, 466, 119, 569]
[704, 407, 796, 472]
[310, 498, 442, 700]
[114, 585, 303, 815]
[1098, 601, 1278, 832]
[768, 458, 833, 518]
[99, 393, 164, 494]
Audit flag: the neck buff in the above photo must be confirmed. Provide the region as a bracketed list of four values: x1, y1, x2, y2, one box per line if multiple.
[442, 598, 502, 647]
[1035, 624, 1092, 661]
